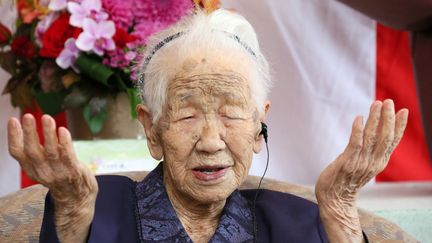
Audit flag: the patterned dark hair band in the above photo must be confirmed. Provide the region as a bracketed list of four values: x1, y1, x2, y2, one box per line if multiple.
[137, 31, 257, 86]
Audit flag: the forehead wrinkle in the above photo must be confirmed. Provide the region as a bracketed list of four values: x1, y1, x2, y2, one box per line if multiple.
[169, 72, 251, 97]
[165, 71, 254, 115]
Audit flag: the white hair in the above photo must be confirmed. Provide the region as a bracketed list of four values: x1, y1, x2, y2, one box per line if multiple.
[136, 9, 272, 122]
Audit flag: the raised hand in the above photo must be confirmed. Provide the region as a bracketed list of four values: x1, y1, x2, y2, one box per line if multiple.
[7, 114, 98, 243]
[315, 99, 408, 243]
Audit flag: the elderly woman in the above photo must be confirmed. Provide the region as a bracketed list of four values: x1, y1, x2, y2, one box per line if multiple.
[7, 9, 408, 243]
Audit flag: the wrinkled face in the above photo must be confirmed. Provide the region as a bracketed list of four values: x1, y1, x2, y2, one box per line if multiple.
[154, 56, 265, 203]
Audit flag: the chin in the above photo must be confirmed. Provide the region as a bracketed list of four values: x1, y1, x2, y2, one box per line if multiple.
[191, 191, 231, 204]
[186, 182, 237, 203]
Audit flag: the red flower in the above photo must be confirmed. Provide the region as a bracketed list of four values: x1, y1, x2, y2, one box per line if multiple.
[113, 27, 137, 48]
[0, 22, 12, 45]
[39, 13, 81, 58]
[11, 35, 36, 58]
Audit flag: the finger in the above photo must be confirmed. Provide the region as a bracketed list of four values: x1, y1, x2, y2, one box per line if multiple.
[22, 114, 44, 161]
[345, 116, 363, 155]
[42, 115, 59, 162]
[362, 101, 382, 153]
[58, 127, 78, 166]
[8, 117, 25, 162]
[340, 116, 364, 179]
[373, 99, 395, 161]
[389, 109, 409, 153]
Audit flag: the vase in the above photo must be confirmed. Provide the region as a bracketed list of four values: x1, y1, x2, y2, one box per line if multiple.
[66, 93, 145, 140]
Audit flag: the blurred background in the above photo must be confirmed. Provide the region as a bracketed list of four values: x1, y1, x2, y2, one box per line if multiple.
[0, 0, 431, 240]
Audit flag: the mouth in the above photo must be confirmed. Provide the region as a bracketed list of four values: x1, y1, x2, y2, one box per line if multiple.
[192, 166, 229, 182]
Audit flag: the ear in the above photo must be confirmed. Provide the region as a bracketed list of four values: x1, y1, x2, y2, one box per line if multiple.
[253, 100, 271, 153]
[137, 104, 163, 160]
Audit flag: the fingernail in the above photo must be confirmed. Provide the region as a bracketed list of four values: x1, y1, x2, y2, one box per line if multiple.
[42, 115, 50, 126]
[385, 99, 394, 106]
[58, 127, 70, 143]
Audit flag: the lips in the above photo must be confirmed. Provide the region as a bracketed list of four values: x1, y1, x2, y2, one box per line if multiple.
[192, 166, 229, 181]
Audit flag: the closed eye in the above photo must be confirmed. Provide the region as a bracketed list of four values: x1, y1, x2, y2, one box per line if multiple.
[180, 116, 195, 120]
[221, 114, 242, 120]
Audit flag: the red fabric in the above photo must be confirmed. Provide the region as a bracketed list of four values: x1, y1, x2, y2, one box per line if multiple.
[20, 101, 68, 188]
[376, 24, 432, 181]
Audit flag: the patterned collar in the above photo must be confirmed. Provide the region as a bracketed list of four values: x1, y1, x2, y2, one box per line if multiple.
[135, 163, 254, 242]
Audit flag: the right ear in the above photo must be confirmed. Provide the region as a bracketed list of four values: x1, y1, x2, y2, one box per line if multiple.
[136, 104, 163, 160]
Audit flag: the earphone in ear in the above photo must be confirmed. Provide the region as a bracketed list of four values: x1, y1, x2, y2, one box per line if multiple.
[259, 122, 268, 143]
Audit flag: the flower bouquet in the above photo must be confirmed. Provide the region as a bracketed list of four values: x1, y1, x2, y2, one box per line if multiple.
[0, 0, 220, 135]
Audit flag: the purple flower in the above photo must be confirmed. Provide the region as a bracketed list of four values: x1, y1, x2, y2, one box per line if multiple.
[131, 0, 194, 43]
[103, 49, 134, 68]
[75, 18, 115, 56]
[35, 11, 60, 47]
[68, 0, 108, 27]
[133, 0, 193, 24]
[124, 51, 136, 61]
[56, 38, 80, 70]
[102, 0, 134, 30]
[133, 20, 170, 44]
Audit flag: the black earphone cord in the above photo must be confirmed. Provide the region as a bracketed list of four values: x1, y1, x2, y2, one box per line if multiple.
[252, 128, 270, 243]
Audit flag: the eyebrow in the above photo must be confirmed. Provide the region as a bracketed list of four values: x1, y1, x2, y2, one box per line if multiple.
[222, 92, 247, 105]
[174, 92, 195, 102]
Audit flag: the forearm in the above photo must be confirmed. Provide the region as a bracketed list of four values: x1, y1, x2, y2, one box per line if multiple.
[318, 201, 365, 243]
[53, 194, 96, 243]
[337, 0, 432, 30]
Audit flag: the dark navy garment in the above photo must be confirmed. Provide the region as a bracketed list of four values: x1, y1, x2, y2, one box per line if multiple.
[40, 164, 329, 243]
[135, 164, 255, 242]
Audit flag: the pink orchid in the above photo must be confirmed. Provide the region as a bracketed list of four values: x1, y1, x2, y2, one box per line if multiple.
[68, 0, 108, 28]
[75, 18, 115, 56]
[56, 38, 80, 71]
[48, 0, 67, 10]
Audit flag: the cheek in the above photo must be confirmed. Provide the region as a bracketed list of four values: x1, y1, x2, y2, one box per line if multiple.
[162, 122, 199, 154]
[160, 123, 200, 182]
[225, 121, 257, 149]
[225, 122, 257, 182]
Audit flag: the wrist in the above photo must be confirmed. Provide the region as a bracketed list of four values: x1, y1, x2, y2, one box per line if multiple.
[54, 189, 97, 218]
[318, 202, 363, 243]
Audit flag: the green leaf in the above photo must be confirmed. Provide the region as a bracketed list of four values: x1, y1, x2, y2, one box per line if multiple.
[29, 21, 38, 46]
[15, 23, 32, 37]
[15, 17, 22, 29]
[74, 54, 123, 89]
[126, 88, 142, 119]
[34, 90, 68, 115]
[82, 97, 108, 135]
[111, 73, 127, 91]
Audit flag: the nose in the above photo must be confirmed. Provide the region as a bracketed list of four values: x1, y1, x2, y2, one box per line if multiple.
[196, 118, 226, 153]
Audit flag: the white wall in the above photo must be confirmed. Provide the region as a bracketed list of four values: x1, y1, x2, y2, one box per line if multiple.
[0, 0, 20, 197]
[0, 69, 20, 197]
